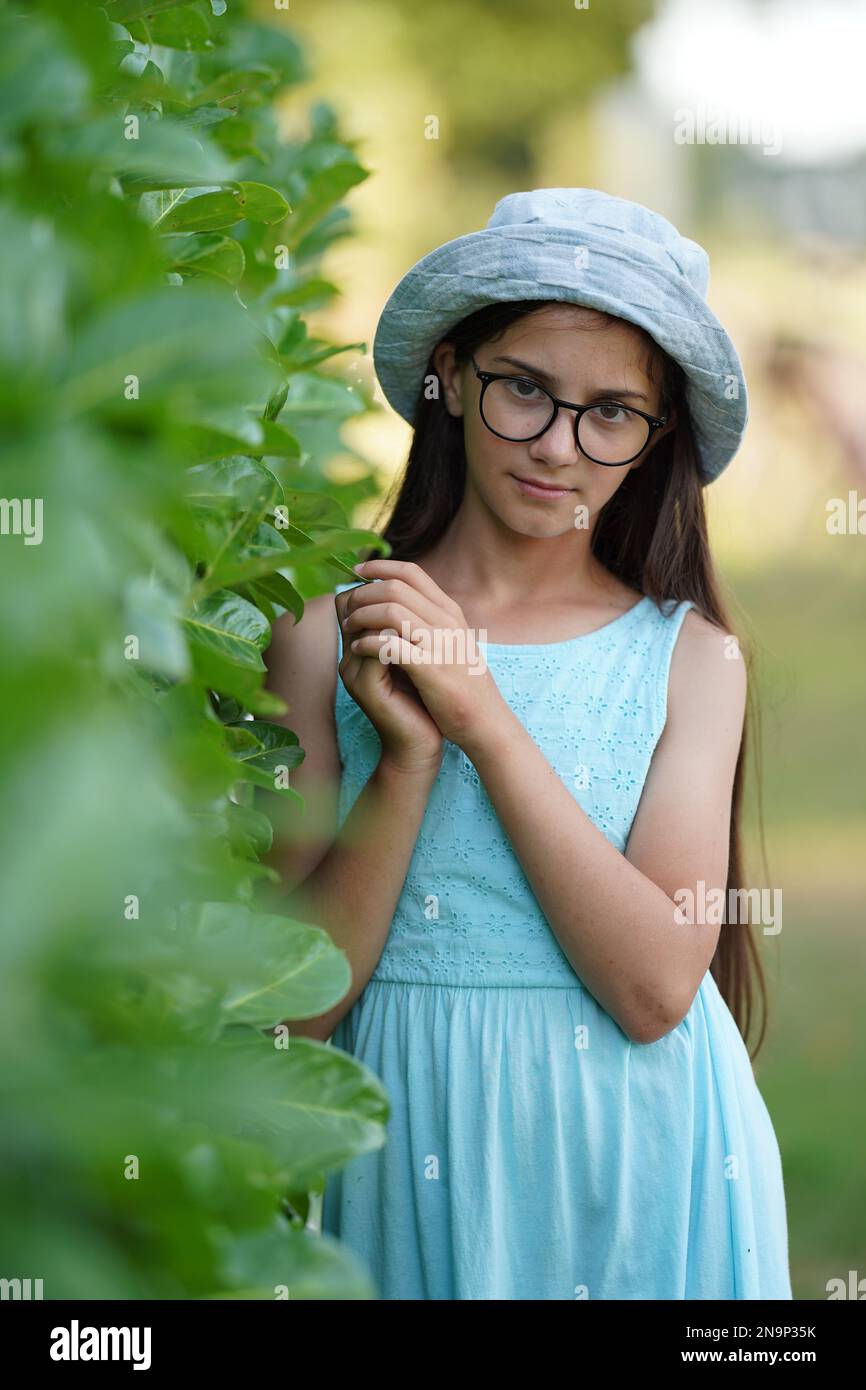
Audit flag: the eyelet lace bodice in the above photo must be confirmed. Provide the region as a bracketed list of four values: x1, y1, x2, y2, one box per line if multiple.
[334, 585, 694, 988]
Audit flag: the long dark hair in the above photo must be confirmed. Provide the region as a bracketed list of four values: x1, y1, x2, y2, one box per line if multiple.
[362, 299, 771, 1060]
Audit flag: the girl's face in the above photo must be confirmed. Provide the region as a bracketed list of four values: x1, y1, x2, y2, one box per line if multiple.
[434, 304, 676, 542]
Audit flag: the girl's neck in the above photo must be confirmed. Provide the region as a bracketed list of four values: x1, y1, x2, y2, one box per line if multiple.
[413, 531, 636, 615]
[410, 483, 636, 609]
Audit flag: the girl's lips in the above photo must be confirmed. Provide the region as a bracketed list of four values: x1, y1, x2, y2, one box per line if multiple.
[510, 473, 575, 499]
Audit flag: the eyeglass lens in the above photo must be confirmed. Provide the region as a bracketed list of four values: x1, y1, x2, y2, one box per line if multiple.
[481, 377, 651, 464]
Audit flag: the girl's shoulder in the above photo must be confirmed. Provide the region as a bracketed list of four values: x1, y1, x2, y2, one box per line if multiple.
[666, 602, 748, 727]
[671, 601, 737, 644]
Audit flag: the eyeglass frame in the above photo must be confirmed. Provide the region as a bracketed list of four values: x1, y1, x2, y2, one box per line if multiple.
[470, 354, 669, 466]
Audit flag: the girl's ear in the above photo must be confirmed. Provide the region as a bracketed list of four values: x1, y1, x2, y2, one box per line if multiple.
[431, 341, 465, 418]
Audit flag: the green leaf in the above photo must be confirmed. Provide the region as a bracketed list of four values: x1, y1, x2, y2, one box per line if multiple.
[284, 161, 369, 246]
[161, 102, 236, 132]
[211, 115, 265, 161]
[269, 278, 340, 310]
[286, 528, 390, 567]
[281, 490, 348, 530]
[246, 686, 291, 720]
[57, 283, 280, 419]
[104, 0, 198, 19]
[44, 115, 232, 186]
[205, 523, 294, 595]
[126, 5, 215, 52]
[185, 456, 283, 516]
[224, 802, 273, 859]
[207, 1034, 390, 1188]
[229, 719, 304, 792]
[122, 576, 191, 680]
[263, 381, 289, 422]
[162, 232, 245, 284]
[161, 182, 290, 233]
[197, 16, 306, 87]
[177, 416, 301, 464]
[247, 573, 304, 623]
[182, 589, 270, 702]
[0, 10, 88, 138]
[270, 368, 366, 421]
[284, 340, 367, 372]
[222, 724, 265, 755]
[193, 67, 281, 110]
[0, 203, 70, 369]
[233, 181, 293, 224]
[159, 189, 249, 233]
[215, 1220, 376, 1300]
[143, 902, 354, 1026]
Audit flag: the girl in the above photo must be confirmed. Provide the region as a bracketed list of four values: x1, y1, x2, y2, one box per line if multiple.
[265, 188, 793, 1300]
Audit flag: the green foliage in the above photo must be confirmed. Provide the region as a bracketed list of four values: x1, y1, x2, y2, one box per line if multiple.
[0, 0, 389, 1297]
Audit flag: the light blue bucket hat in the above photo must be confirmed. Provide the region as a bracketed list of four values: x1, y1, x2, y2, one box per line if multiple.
[372, 187, 748, 484]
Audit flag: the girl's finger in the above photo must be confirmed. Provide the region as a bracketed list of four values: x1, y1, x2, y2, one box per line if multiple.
[336, 591, 370, 684]
[343, 600, 429, 646]
[348, 631, 423, 670]
[338, 650, 362, 688]
[354, 560, 462, 618]
[344, 578, 448, 633]
[335, 588, 355, 627]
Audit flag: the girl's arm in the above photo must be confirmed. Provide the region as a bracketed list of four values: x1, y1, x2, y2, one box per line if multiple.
[262, 594, 439, 1042]
[459, 611, 745, 1044]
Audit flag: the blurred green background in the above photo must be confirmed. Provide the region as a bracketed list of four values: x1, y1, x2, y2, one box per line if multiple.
[270, 0, 866, 1298]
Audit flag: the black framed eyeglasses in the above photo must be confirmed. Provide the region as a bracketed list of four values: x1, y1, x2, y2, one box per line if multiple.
[470, 355, 668, 466]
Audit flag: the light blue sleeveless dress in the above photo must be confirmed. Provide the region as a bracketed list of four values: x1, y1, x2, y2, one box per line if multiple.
[322, 584, 793, 1300]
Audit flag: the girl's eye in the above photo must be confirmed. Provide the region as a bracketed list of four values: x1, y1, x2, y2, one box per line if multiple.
[504, 377, 545, 401]
[587, 402, 630, 425]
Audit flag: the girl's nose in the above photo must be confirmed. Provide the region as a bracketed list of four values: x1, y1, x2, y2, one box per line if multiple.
[529, 408, 582, 464]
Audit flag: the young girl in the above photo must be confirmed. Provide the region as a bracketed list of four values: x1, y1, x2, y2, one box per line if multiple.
[265, 188, 793, 1300]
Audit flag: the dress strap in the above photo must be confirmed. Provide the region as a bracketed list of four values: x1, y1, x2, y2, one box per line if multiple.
[651, 598, 695, 729]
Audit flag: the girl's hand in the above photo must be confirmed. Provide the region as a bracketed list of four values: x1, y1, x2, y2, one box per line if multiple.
[335, 587, 444, 776]
[341, 560, 506, 753]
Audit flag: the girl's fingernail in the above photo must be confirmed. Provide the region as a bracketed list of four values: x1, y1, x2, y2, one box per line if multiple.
[353, 562, 366, 573]
[350, 638, 360, 650]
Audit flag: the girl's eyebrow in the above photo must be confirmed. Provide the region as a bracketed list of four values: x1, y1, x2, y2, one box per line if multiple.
[490, 354, 649, 402]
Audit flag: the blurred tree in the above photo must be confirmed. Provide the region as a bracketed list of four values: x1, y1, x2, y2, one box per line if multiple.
[268, 0, 658, 182]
